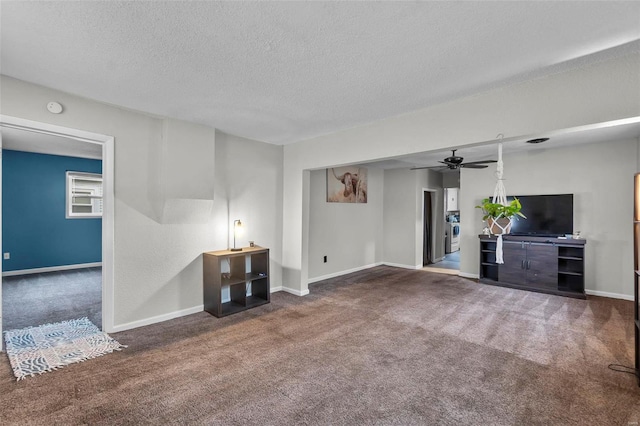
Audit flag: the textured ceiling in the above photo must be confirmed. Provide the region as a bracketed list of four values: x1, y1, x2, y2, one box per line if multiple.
[1, 1, 639, 145]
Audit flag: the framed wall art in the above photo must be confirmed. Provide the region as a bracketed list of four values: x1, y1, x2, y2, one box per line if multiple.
[326, 167, 367, 203]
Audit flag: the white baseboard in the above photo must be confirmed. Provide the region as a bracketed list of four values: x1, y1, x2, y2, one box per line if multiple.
[2, 262, 102, 277]
[281, 287, 310, 296]
[585, 290, 633, 301]
[308, 263, 382, 284]
[382, 262, 421, 270]
[270, 285, 283, 293]
[458, 272, 480, 279]
[110, 304, 204, 333]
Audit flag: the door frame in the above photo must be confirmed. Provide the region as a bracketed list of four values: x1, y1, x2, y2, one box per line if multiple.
[0, 115, 115, 337]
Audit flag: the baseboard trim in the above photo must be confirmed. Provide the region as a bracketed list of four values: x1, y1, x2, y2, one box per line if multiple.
[382, 262, 421, 270]
[431, 257, 445, 263]
[110, 304, 204, 333]
[2, 262, 102, 277]
[458, 272, 480, 279]
[308, 263, 382, 284]
[281, 287, 310, 297]
[270, 285, 283, 293]
[585, 290, 633, 301]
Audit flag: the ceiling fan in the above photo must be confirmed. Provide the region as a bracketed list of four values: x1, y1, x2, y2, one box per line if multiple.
[410, 149, 497, 170]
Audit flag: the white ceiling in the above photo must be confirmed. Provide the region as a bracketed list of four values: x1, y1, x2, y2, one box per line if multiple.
[1, 126, 102, 160]
[1, 1, 639, 146]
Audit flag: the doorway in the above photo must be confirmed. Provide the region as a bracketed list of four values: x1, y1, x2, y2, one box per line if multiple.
[423, 190, 433, 266]
[423, 185, 461, 275]
[0, 115, 115, 339]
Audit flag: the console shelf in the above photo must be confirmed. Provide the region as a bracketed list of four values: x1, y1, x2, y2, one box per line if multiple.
[479, 235, 586, 299]
[203, 246, 270, 318]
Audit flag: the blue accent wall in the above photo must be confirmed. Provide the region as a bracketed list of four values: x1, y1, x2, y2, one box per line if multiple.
[2, 150, 102, 272]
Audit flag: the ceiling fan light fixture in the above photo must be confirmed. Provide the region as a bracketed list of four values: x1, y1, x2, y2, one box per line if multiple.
[409, 149, 496, 171]
[526, 137, 549, 144]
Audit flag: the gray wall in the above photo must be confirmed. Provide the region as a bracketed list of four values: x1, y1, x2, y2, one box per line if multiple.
[308, 168, 383, 280]
[459, 137, 639, 298]
[383, 168, 444, 268]
[442, 171, 460, 188]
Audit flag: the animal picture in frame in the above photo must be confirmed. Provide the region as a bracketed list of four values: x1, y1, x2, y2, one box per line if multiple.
[327, 167, 367, 203]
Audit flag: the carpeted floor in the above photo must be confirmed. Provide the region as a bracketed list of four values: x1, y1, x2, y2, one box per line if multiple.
[2, 267, 102, 331]
[0, 266, 638, 424]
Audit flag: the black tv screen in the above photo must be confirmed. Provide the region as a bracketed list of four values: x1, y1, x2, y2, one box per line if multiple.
[506, 194, 573, 237]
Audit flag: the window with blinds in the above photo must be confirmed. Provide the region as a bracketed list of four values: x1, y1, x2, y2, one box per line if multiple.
[66, 171, 103, 218]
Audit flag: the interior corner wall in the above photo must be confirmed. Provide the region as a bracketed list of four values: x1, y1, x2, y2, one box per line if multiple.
[308, 168, 383, 280]
[459, 138, 637, 298]
[2, 149, 102, 271]
[0, 76, 216, 328]
[0, 76, 285, 329]
[213, 131, 284, 292]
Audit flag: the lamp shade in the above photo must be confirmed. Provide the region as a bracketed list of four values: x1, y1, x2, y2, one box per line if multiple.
[230, 219, 243, 251]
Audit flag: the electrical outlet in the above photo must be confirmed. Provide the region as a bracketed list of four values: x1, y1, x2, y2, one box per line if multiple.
[323, 255, 327, 263]
[3, 253, 9, 260]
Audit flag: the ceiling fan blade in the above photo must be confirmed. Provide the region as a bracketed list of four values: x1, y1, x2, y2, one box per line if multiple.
[460, 164, 488, 169]
[460, 159, 497, 166]
[410, 165, 449, 170]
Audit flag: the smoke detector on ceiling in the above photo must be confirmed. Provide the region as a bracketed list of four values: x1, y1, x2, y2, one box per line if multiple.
[47, 101, 63, 114]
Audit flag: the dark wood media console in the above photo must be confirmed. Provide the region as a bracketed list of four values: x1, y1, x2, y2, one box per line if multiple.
[479, 235, 586, 299]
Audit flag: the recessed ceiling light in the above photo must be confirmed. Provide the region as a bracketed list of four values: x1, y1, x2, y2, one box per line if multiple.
[526, 137, 549, 144]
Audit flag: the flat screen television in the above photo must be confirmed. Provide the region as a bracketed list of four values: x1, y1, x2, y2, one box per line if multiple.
[504, 194, 573, 237]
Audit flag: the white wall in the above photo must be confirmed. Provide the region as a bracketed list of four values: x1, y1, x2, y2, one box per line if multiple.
[214, 131, 284, 292]
[459, 138, 639, 298]
[308, 168, 383, 280]
[283, 52, 640, 294]
[0, 76, 283, 330]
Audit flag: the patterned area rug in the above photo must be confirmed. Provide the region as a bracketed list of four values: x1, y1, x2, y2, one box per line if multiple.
[4, 317, 125, 381]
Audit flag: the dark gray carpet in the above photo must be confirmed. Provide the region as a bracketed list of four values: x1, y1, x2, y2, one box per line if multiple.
[2, 267, 102, 331]
[0, 266, 638, 424]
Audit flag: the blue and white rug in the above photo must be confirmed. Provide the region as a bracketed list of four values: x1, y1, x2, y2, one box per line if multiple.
[4, 317, 125, 381]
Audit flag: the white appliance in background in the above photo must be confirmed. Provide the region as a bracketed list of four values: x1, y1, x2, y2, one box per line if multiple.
[446, 222, 460, 253]
[445, 188, 459, 212]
